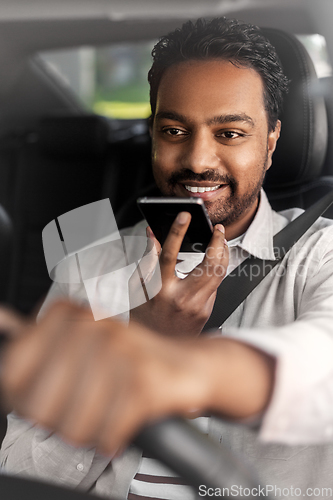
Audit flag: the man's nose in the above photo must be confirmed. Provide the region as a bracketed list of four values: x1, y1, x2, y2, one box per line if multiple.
[182, 131, 221, 173]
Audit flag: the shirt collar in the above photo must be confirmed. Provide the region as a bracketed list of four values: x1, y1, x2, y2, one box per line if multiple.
[238, 189, 277, 260]
[176, 189, 280, 274]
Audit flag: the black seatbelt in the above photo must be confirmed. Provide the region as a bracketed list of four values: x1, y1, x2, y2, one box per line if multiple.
[203, 190, 333, 331]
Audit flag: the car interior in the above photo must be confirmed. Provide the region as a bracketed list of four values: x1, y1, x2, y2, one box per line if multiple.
[0, 0, 333, 497]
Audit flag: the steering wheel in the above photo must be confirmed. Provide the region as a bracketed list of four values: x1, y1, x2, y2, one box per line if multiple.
[0, 417, 267, 500]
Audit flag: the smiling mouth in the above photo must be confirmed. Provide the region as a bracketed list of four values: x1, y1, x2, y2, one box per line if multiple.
[184, 184, 221, 193]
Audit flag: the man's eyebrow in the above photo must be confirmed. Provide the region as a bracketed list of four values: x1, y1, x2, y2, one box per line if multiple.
[207, 114, 255, 127]
[155, 111, 187, 122]
[155, 111, 255, 128]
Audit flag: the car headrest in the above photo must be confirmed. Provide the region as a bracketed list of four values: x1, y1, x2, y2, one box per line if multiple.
[38, 115, 109, 159]
[261, 28, 328, 190]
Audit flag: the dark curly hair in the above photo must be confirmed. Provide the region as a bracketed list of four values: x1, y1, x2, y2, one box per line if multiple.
[148, 18, 289, 131]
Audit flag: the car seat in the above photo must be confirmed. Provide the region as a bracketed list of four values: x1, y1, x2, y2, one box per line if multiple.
[2, 115, 110, 314]
[0, 114, 154, 314]
[261, 28, 333, 211]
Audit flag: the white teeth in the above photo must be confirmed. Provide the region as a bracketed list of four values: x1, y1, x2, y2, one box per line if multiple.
[185, 185, 220, 193]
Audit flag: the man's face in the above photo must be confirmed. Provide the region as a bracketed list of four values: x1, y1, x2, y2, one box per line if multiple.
[151, 60, 280, 236]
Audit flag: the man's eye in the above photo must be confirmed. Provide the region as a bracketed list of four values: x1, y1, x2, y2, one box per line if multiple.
[218, 131, 242, 139]
[163, 128, 186, 136]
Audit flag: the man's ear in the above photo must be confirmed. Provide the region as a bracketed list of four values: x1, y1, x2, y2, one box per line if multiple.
[266, 120, 281, 171]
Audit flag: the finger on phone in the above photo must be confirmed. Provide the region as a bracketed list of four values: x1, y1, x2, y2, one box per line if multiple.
[159, 212, 191, 278]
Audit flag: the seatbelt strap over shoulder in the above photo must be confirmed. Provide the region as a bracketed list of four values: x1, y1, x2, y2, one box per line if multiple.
[203, 190, 333, 331]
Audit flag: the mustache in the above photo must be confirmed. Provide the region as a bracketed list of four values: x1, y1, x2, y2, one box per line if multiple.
[168, 168, 236, 187]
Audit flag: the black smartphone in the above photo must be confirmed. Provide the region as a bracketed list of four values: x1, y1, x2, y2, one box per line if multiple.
[137, 197, 213, 252]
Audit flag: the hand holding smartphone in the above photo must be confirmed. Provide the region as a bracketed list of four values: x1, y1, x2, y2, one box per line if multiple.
[137, 197, 213, 252]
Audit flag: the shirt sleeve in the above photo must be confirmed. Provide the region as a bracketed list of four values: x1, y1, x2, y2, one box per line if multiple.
[223, 246, 333, 445]
[0, 413, 106, 489]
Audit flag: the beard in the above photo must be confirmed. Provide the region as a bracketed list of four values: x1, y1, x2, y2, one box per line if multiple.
[163, 161, 268, 226]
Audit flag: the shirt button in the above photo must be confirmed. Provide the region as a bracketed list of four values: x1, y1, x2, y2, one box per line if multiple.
[76, 463, 84, 471]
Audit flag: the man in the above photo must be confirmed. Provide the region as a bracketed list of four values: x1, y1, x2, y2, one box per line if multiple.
[2, 16, 333, 500]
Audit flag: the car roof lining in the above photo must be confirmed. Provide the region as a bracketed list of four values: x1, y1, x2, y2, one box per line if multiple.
[0, 5, 315, 59]
[0, 2, 320, 131]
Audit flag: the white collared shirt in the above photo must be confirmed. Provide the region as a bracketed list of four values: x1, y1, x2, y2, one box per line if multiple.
[176, 190, 333, 444]
[37, 189, 333, 444]
[4, 189, 333, 499]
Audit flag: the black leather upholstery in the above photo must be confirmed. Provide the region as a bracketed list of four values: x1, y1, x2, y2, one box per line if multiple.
[261, 28, 333, 214]
[38, 115, 109, 159]
[5, 117, 109, 314]
[262, 28, 328, 189]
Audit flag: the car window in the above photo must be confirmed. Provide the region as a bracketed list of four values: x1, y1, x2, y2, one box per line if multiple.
[296, 34, 332, 78]
[39, 40, 156, 119]
[39, 34, 332, 124]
